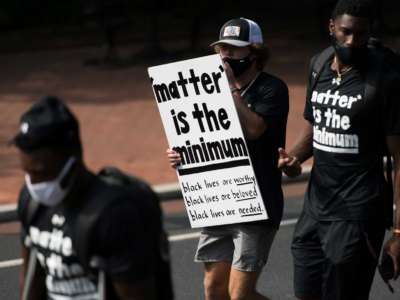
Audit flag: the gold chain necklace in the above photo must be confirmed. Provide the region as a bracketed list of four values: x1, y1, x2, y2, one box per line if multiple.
[332, 58, 353, 86]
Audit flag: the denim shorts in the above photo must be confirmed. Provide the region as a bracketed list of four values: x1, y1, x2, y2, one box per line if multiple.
[194, 223, 277, 272]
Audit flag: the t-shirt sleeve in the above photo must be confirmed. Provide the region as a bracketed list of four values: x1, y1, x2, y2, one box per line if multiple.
[384, 73, 400, 135]
[17, 186, 30, 247]
[303, 85, 314, 124]
[94, 198, 156, 283]
[303, 56, 317, 124]
[252, 78, 289, 123]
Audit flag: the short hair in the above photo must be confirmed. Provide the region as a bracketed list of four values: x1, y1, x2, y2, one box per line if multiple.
[332, 0, 374, 20]
[214, 44, 270, 71]
[249, 44, 270, 71]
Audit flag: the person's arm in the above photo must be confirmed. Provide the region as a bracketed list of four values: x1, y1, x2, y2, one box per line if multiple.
[225, 62, 267, 140]
[112, 278, 157, 300]
[20, 245, 29, 300]
[95, 200, 163, 300]
[17, 188, 46, 300]
[381, 69, 400, 278]
[278, 60, 315, 178]
[383, 135, 400, 279]
[20, 245, 29, 294]
[20, 245, 46, 300]
[278, 121, 313, 177]
[230, 89, 267, 140]
[288, 121, 314, 163]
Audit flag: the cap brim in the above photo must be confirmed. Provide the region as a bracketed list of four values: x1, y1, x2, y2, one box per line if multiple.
[210, 39, 251, 47]
[8, 133, 27, 149]
[7, 133, 32, 151]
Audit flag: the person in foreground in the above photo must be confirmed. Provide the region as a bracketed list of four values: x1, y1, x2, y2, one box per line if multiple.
[14, 96, 173, 300]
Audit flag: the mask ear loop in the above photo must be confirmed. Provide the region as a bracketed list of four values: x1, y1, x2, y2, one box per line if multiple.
[58, 157, 77, 189]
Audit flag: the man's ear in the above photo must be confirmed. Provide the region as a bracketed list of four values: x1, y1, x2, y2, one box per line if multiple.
[329, 19, 335, 36]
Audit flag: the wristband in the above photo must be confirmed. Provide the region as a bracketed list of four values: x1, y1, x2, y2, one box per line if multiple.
[393, 229, 400, 235]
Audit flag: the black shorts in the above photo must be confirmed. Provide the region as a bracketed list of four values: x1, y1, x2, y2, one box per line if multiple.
[291, 212, 385, 300]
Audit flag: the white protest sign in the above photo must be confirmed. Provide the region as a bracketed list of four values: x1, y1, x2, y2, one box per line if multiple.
[148, 54, 268, 228]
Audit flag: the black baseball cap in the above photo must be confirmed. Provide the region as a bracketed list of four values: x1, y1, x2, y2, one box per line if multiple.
[210, 17, 264, 47]
[11, 96, 82, 153]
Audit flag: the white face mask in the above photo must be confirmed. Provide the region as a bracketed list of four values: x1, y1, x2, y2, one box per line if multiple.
[25, 157, 76, 207]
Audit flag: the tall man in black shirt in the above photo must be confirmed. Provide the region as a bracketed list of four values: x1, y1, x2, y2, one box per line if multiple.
[168, 18, 289, 300]
[279, 0, 400, 299]
[14, 96, 173, 300]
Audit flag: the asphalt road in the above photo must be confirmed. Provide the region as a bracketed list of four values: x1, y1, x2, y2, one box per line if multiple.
[0, 196, 399, 299]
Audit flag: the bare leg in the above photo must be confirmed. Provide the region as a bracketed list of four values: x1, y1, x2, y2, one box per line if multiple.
[229, 268, 271, 300]
[203, 262, 231, 300]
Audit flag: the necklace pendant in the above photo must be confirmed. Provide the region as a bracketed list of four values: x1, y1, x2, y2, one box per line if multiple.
[332, 76, 341, 86]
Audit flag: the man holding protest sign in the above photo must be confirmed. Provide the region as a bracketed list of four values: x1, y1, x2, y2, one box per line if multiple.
[167, 17, 289, 300]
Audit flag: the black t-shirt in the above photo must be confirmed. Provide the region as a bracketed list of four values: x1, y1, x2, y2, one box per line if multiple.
[303, 58, 400, 220]
[18, 174, 167, 300]
[242, 72, 289, 227]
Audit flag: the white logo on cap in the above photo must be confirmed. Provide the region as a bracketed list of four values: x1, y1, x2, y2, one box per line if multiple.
[52, 214, 65, 226]
[21, 122, 29, 134]
[223, 26, 241, 37]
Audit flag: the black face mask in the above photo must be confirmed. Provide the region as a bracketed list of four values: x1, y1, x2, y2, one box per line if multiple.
[331, 36, 368, 66]
[223, 56, 254, 77]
